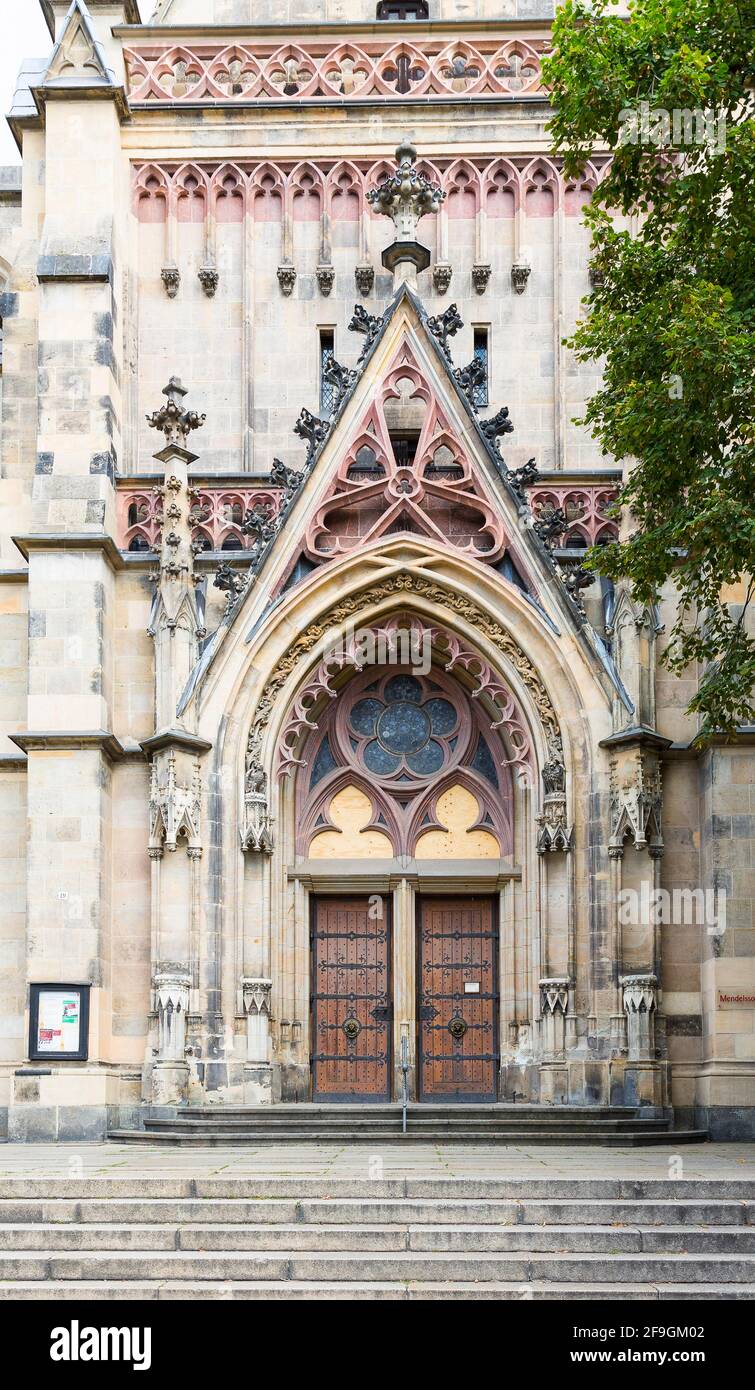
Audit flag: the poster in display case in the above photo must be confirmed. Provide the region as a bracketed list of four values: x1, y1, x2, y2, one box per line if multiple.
[28, 984, 90, 1062]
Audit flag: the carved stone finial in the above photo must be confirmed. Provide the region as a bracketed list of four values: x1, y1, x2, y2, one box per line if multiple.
[508, 458, 540, 503]
[146, 378, 205, 451]
[427, 302, 463, 359]
[533, 502, 569, 550]
[293, 407, 330, 465]
[348, 303, 383, 363]
[242, 501, 279, 573]
[480, 407, 515, 456]
[213, 560, 246, 613]
[367, 138, 445, 279]
[322, 357, 358, 414]
[270, 456, 305, 502]
[453, 356, 487, 408]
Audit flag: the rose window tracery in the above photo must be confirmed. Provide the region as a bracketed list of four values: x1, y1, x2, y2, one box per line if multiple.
[296, 661, 514, 860]
[349, 673, 458, 778]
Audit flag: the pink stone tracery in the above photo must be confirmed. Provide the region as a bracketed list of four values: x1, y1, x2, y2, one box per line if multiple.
[528, 485, 619, 548]
[124, 37, 550, 106]
[115, 484, 618, 554]
[132, 158, 609, 224]
[304, 346, 508, 564]
[117, 486, 282, 553]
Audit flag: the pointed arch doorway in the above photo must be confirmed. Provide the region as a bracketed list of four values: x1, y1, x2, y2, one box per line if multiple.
[309, 891, 500, 1103]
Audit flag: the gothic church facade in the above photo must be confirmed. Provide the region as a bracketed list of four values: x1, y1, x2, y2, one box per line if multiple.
[0, 0, 752, 1141]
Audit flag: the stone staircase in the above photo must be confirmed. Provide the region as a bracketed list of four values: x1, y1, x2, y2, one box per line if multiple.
[108, 1103, 708, 1145]
[0, 1175, 753, 1299]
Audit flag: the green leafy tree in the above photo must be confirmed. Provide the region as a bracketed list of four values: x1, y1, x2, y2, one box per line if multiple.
[543, 0, 755, 740]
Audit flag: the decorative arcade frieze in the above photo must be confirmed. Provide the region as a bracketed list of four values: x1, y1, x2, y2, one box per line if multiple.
[132, 156, 609, 227]
[124, 36, 550, 106]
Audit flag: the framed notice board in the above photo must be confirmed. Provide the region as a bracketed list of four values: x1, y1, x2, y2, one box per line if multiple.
[28, 984, 90, 1062]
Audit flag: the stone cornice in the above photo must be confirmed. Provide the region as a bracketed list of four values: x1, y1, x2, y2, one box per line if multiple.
[0, 752, 28, 770]
[115, 20, 555, 39]
[665, 727, 755, 757]
[600, 726, 674, 752]
[13, 534, 123, 571]
[140, 727, 213, 757]
[30, 83, 130, 122]
[9, 731, 139, 761]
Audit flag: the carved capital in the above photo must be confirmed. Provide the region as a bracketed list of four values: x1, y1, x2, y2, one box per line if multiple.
[153, 970, 191, 1063]
[316, 264, 335, 296]
[242, 978, 273, 1017]
[540, 977, 570, 1015]
[198, 265, 219, 297]
[588, 260, 605, 289]
[433, 262, 453, 295]
[161, 265, 180, 299]
[241, 789, 274, 854]
[511, 261, 531, 294]
[621, 973, 658, 1060]
[622, 974, 657, 1014]
[472, 263, 491, 294]
[277, 263, 296, 296]
[355, 263, 375, 296]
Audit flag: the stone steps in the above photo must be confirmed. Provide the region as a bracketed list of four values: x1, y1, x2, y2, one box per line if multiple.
[2, 1197, 751, 1226]
[110, 1102, 708, 1147]
[1, 1221, 753, 1253]
[109, 1126, 708, 1145]
[2, 1178, 752, 1199]
[4, 1280, 753, 1302]
[1, 1248, 753, 1284]
[0, 1176, 753, 1299]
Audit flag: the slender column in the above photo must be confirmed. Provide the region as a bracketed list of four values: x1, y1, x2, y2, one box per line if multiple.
[161, 176, 179, 296]
[188, 846, 202, 1013]
[242, 194, 254, 470]
[149, 848, 162, 977]
[651, 846, 664, 986]
[553, 196, 566, 469]
[609, 847, 625, 1051]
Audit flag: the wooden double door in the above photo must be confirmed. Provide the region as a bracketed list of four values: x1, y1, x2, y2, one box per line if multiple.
[311, 895, 498, 1103]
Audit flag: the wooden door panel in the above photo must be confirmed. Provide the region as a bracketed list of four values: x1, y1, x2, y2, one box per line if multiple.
[418, 896, 498, 1101]
[311, 896, 391, 1101]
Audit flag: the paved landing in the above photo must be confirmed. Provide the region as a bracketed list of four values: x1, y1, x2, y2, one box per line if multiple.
[0, 1140, 752, 1180]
